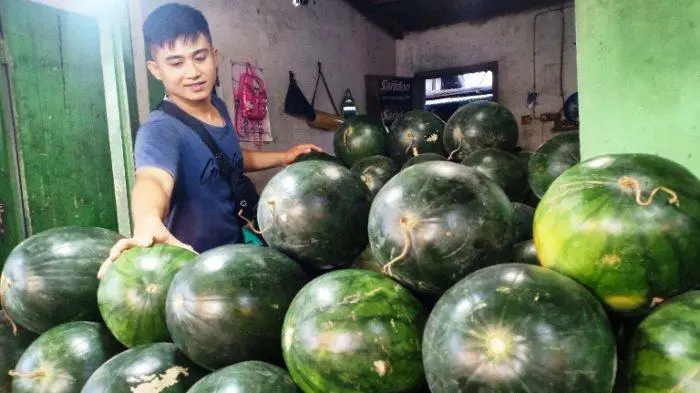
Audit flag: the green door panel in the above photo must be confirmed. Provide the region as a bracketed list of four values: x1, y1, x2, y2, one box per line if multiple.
[0, 50, 24, 265]
[1, 0, 118, 234]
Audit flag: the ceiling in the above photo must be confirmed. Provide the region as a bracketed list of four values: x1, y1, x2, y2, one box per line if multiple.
[342, 0, 570, 38]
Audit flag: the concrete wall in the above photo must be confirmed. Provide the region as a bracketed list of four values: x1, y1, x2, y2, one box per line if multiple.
[576, 0, 700, 178]
[396, 4, 577, 152]
[135, 0, 396, 188]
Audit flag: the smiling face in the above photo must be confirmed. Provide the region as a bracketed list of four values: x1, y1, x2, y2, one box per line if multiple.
[146, 33, 218, 105]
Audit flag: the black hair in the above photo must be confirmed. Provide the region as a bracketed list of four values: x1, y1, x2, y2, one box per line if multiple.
[143, 3, 212, 52]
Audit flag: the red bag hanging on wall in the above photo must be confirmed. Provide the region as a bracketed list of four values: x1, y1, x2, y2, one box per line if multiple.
[237, 63, 268, 121]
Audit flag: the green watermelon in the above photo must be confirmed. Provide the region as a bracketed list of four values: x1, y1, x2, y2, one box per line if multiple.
[443, 101, 519, 162]
[387, 110, 446, 164]
[528, 131, 580, 198]
[10, 321, 122, 393]
[1, 227, 122, 333]
[512, 240, 539, 265]
[166, 245, 308, 371]
[402, 153, 447, 170]
[534, 154, 700, 314]
[282, 269, 426, 393]
[97, 244, 197, 348]
[368, 161, 514, 296]
[293, 151, 344, 166]
[350, 155, 399, 197]
[461, 148, 528, 201]
[187, 361, 299, 393]
[333, 115, 387, 167]
[511, 202, 534, 242]
[423, 263, 617, 393]
[257, 160, 371, 269]
[80, 342, 206, 393]
[1, 318, 37, 392]
[626, 290, 700, 393]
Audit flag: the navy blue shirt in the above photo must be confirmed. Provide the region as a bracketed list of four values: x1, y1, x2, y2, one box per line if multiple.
[134, 97, 244, 252]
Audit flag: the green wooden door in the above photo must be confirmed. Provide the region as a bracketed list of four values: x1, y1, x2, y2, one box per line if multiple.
[0, 0, 119, 258]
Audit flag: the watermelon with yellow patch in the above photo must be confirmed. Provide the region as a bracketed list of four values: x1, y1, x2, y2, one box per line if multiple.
[534, 154, 700, 315]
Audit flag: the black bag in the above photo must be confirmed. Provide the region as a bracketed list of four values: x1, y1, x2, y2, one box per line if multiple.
[156, 99, 260, 226]
[284, 71, 315, 120]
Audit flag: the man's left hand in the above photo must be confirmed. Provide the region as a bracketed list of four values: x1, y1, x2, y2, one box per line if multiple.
[283, 144, 323, 165]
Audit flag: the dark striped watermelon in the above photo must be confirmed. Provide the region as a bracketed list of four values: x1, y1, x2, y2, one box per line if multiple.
[626, 290, 699, 393]
[423, 263, 617, 393]
[462, 148, 528, 201]
[0, 319, 37, 392]
[10, 321, 122, 393]
[1, 227, 122, 333]
[80, 342, 206, 393]
[97, 244, 197, 348]
[511, 202, 534, 243]
[443, 101, 519, 162]
[534, 154, 700, 314]
[187, 361, 299, 393]
[402, 153, 447, 170]
[293, 151, 344, 166]
[528, 131, 580, 198]
[257, 160, 371, 269]
[166, 245, 308, 370]
[350, 155, 399, 197]
[333, 115, 387, 167]
[513, 240, 539, 265]
[388, 110, 446, 164]
[368, 161, 514, 296]
[282, 269, 427, 393]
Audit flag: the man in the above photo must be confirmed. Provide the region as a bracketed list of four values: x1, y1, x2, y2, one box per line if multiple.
[100, 3, 320, 275]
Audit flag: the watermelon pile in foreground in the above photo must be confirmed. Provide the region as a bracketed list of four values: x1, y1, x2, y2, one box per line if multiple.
[187, 361, 299, 393]
[10, 321, 121, 393]
[166, 244, 308, 370]
[97, 244, 197, 348]
[368, 161, 513, 296]
[442, 100, 519, 162]
[423, 263, 617, 393]
[81, 342, 205, 393]
[388, 109, 446, 164]
[257, 160, 371, 269]
[528, 131, 580, 198]
[282, 269, 427, 393]
[333, 115, 387, 167]
[534, 154, 700, 314]
[626, 290, 700, 393]
[1, 227, 123, 333]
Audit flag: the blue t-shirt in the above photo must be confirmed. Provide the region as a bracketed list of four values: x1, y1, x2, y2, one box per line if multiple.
[134, 97, 244, 252]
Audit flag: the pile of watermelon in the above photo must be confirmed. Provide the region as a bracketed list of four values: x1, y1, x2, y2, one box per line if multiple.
[1, 100, 699, 393]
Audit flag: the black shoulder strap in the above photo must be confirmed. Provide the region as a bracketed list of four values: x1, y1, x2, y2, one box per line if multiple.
[156, 99, 233, 178]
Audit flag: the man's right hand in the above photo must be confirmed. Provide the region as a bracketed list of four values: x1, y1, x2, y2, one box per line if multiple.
[97, 216, 194, 279]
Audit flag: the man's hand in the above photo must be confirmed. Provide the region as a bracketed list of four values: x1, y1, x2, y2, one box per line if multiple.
[282, 144, 323, 165]
[97, 216, 194, 279]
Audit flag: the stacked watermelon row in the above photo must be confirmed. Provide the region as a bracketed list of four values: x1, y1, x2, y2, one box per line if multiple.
[1, 100, 698, 393]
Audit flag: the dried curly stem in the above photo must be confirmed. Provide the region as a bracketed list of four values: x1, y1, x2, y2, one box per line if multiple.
[618, 177, 680, 206]
[382, 217, 412, 276]
[9, 370, 47, 378]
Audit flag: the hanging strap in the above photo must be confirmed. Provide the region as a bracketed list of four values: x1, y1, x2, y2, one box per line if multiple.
[310, 62, 340, 115]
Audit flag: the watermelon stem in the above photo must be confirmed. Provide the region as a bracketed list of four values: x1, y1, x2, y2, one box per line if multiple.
[0, 275, 17, 335]
[618, 177, 680, 207]
[382, 217, 411, 276]
[447, 144, 462, 161]
[237, 201, 275, 235]
[8, 370, 47, 378]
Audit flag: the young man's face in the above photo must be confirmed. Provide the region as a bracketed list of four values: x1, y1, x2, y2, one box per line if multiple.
[147, 33, 218, 104]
